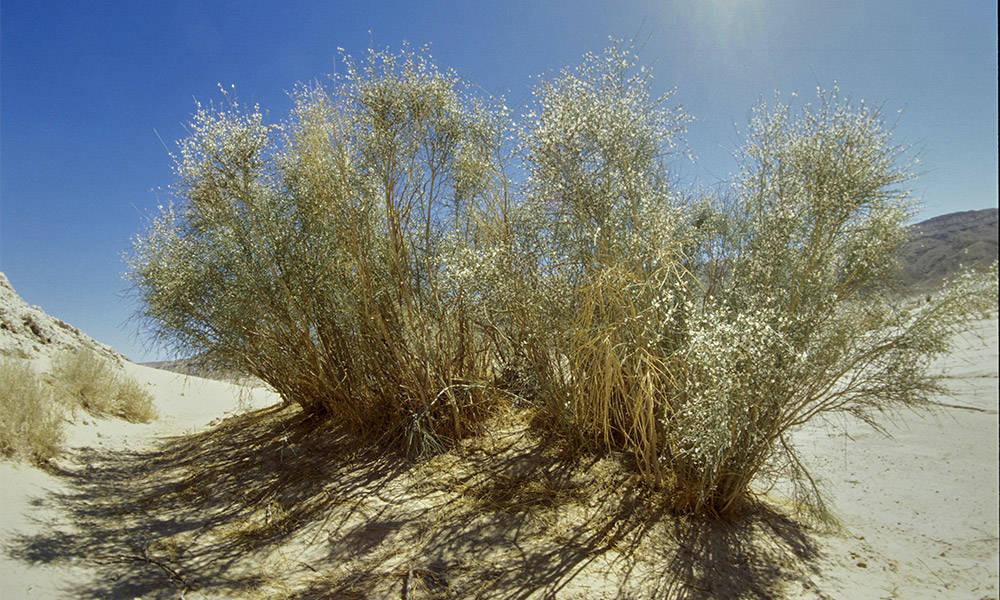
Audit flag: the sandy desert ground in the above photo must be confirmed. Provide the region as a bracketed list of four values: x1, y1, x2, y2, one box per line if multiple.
[0, 362, 282, 599]
[1, 317, 997, 599]
[782, 316, 999, 599]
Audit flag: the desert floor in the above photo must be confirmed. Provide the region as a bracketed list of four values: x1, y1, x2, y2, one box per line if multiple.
[1, 318, 997, 599]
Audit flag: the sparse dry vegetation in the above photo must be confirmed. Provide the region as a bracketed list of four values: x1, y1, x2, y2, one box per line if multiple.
[127, 41, 998, 518]
[1, 348, 158, 463]
[0, 357, 64, 463]
[52, 348, 156, 423]
[0, 346, 158, 464]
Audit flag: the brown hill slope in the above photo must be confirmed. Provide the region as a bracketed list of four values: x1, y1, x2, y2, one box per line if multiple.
[900, 208, 998, 292]
[141, 352, 246, 382]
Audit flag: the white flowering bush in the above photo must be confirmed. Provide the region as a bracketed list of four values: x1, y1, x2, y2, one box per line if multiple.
[130, 43, 997, 516]
[485, 50, 996, 516]
[478, 45, 695, 454]
[664, 87, 996, 515]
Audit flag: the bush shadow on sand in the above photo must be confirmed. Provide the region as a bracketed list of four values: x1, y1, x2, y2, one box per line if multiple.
[4, 405, 821, 599]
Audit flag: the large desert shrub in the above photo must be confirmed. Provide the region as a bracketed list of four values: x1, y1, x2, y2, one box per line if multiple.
[128, 46, 509, 452]
[661, 88, 996, 515]
[485, 49, 997, 516]
[130, 42, 996, 516]
[0, 357, 64, 462]
[466, 45, 695, 485]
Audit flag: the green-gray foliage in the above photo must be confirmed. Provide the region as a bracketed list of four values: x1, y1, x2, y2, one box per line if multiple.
[129, 43, 997, 516]
[663, 88, 996, 515]
[129, 45, 509, 451]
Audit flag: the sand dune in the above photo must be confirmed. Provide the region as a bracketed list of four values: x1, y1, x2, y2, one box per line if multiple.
[784, 317, 999, 599]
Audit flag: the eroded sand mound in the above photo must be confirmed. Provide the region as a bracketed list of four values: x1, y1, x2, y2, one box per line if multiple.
[0, 318, 995, 599]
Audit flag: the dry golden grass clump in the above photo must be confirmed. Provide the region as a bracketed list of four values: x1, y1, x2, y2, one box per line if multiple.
[0, 348, 156, 463]
[0, 357, 64, 462]
[52, 348, 156, 423]
[1, 349, 156, 464]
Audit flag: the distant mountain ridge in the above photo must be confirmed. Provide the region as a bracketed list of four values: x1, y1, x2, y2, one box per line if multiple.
[141, 353, 245, 382]
[900, 208, 998, 292]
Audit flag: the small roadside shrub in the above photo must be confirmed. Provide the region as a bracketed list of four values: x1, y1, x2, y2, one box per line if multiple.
[52, 349, 156, 423]
[109, 375, 158, 423]
[0, 357, 64, 463]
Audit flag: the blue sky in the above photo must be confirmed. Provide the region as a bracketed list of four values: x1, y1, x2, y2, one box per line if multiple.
[1, 0, 996, 361]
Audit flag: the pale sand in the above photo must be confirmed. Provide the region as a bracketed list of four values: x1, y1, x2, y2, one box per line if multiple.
[0, 362, 281, 599]
[1, 318, 996, 598]
[786, 316, 999, 599]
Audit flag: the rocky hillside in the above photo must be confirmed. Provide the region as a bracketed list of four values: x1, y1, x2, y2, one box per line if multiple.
[900, 208, 998, 292]
[0, 272, 120, 361]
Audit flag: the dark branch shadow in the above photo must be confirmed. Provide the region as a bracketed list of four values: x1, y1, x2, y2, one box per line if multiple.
[3, 405, 821, 599]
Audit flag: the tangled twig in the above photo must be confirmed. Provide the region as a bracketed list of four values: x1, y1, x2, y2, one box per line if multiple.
[92, 548, 190, 598]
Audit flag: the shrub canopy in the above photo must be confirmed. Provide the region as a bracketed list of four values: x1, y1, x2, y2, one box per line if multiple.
[129, 44, 997, 515]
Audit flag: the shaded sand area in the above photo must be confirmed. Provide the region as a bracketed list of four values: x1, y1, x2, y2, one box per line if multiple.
[0, 363, 281, 598]
[2, 318, 997, 599]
